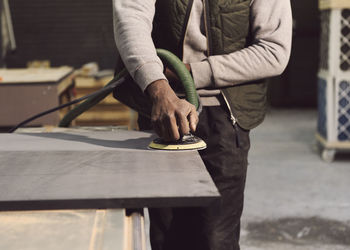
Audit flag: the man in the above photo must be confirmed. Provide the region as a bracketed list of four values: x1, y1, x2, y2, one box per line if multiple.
[113, 0, 292, 249]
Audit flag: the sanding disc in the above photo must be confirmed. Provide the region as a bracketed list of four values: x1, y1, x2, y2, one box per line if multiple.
[149, 134, 207, 151]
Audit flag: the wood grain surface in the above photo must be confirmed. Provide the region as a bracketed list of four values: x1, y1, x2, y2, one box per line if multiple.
[0, 209, 125, 250]
[0, 130, 219, 210]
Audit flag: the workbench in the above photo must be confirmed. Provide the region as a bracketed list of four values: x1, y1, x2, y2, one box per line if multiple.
[0, 127, 219, 250]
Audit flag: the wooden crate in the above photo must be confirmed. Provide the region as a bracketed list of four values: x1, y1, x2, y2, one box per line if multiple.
[0, 67, 74, 127]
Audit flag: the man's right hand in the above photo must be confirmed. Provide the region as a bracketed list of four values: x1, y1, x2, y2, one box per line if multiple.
[146, 79, 198, 142]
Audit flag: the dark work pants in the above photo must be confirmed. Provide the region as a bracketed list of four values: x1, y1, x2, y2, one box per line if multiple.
[138, 104, 250, 250]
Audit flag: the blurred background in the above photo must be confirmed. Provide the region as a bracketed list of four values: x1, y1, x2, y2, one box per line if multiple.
[0, 0, 349, 249]
[0, 0, 323, 132]
[0, 0, 321, 106]
[0, 0, 321, 125]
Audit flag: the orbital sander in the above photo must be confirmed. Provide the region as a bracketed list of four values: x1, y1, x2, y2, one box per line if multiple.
[10, 49, 207, 151]
[149, 134, 207, 151]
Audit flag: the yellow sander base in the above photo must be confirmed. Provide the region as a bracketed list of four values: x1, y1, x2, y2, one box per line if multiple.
[149, 134, 207, 151]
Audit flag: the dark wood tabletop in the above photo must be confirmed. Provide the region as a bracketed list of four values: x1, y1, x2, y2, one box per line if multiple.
[0, 129, 219, 211]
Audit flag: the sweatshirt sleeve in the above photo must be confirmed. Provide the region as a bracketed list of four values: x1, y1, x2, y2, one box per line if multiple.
[190, 0, 293, 89]
[113, 0, 167, 92]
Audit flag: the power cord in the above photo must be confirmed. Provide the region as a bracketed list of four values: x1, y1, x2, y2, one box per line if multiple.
[8, 75, 127, 133]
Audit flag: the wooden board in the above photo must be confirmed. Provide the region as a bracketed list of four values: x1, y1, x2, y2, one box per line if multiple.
[0, 130, 219, 211]
[319, 0, 350, 10]
[315, 132, 350, 149]
[75, 76, 113, 88]
[0, 67, 74, 84]
[0, 209, 125, 250]
[73, 75, 135, 127]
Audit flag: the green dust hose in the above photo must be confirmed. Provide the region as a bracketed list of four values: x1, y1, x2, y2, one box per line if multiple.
[59, 49, 199, 127]
[156, 49, 199, 109]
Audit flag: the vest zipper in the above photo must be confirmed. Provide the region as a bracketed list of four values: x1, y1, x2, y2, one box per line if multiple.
[203, 0, 241, 148]
[221, 92, 236, 125]
[221, 92, 242, 148]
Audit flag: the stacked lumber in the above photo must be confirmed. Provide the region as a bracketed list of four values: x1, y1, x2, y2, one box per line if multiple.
[74, 75, 137, 129]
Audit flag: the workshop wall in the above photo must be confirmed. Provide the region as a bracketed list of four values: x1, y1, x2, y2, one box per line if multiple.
[268, 0, 320, 107]
[7, 0, 321, 107]
[7, 0, 117, 69]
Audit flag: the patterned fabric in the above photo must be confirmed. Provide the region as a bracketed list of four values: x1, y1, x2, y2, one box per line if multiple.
[338, 80, 350, 140]
[318, 78, 328, 138]
[340, 9, 350, 71]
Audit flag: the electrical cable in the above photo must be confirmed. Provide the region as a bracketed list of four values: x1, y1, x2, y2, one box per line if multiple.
[8, 75, 127, 133]
[9, 49, 200, 133]
[58, 68, 128, 127]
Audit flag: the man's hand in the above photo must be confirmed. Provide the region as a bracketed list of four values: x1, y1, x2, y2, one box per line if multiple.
[146, 79, 198, 142]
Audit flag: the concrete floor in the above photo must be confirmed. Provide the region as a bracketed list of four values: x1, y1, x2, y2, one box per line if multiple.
[145, 109, 350, 250]
[241, 109, 350, 250]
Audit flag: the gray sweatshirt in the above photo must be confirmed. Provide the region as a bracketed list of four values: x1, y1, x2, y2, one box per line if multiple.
[113, 0, 292, 105]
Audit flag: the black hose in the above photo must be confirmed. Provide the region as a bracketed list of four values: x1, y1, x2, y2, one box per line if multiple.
[8, 75, 127, 133]
[58, 69, 128, 127]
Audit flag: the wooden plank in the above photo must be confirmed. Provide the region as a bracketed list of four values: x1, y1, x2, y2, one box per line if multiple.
[76, 111, 130, 122]
[75, 120, 130, 127]
[104, 210, 129, 250]
[75, 93, 120, 105]
[72, 101, 132, 125]
[57, 72, 75, 95]
[315, 132, 350, 149]
[127, 212, 146, 250]
[0, 67, 73, 84]
[0, 209, 125, 250]
[0, 130, 219, 210]
[319, 0, 350, 10]
[16, 126, 129, 133]
[73, 76, 132, 126]
[75, 76, 112, 88]
[75, 77, 102, 88]
[76, 103, 129, 112]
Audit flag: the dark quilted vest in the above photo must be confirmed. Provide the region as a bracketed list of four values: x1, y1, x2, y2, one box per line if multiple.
[152, 0, 267, 129]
